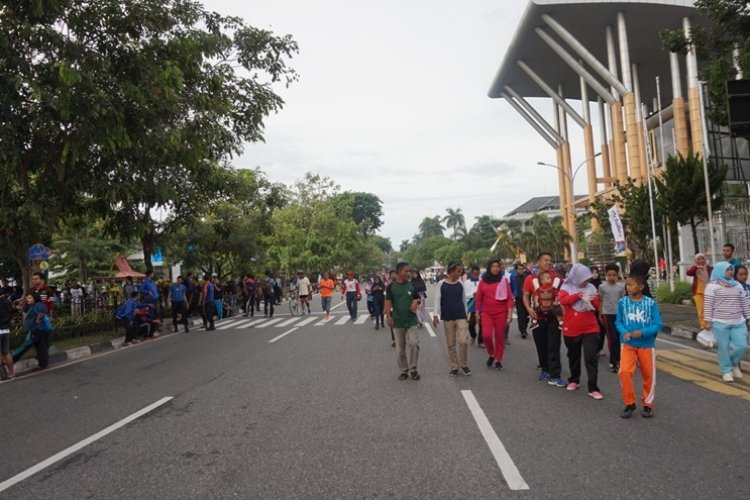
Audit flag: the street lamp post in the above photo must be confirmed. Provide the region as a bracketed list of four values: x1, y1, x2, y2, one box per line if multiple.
[537, 152, 601, 264]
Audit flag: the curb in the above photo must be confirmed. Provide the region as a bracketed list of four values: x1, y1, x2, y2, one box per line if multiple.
[12, 336, 126, 376]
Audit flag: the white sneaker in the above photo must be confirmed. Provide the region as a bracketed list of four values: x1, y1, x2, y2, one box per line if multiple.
[731, 366, 743, 379]
[722, 372, 735, 383]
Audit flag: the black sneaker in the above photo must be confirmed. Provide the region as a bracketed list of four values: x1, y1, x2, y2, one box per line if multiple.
[610, 364, 619, 373]
[461, 366, 472, 376]
[641, 406, 654, 418]
[449, 369, 459, 377]
[391, 342, 396, 347]
[495, 361, 503, 370]
[520, 332, 527, 339]
[410, 370, 421, 381]
[620, 404, 636, 419]
[486, 356, 494, 367]
[398, 372, 409, 381]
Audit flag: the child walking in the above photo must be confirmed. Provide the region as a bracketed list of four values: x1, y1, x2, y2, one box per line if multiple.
[616, 274, 663, 418]
[559, 264, 603, 399]
[598, 264, 625, 373]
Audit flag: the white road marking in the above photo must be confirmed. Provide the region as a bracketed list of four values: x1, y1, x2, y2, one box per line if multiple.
[316, 316, 333, 325]
[268, 327, 299, 343]
[277, 317, 302, 327]
[355, 315, 369, 325]
[335, 316, 351, 325]
[461, 390, 529, 491]
[217, 318, 254, 330]
[296, 316, 319, 327]
[424, 323, 437, 337]
[239, 319, 267, 329]
[330, 300, 347, 310]
[0, 397, 174, 494]
[258, 318, 284, 328]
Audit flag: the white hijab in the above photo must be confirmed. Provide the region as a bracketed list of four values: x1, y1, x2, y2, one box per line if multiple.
[561, 264, 597, 312]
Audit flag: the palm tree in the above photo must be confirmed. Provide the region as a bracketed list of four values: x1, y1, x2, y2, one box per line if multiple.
[418, 216, 445, 240]
[442, 208, 466, 240]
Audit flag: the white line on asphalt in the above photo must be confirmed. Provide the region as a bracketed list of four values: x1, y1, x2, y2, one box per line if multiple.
[335, 316, 351, 326]
[424, 323, 437, 337]
[217, 318, 254, 330]
[355, 315, 369, 325]
[239, 319, 267, 329]
[277, 317, 301, 327]
[0, 396, 174, 494]
[268, 327, 299, 343]
[316, 316, 333, 325]
[296, 316, 318, 327]
[257, 318, 284, 328]
[330, 300, 347, 311]
[461, 390, 529, 491]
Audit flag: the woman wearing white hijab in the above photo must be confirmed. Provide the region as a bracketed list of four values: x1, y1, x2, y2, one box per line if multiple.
[686, 253, 712, 329]
[559, 264, 604, 399]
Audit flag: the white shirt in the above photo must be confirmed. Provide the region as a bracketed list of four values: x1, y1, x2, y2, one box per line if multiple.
[297, 277, 311, 296]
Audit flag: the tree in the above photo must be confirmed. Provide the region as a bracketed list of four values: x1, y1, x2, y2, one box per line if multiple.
[334, 192, 384, 237]
[443, 208, 466, 240]
[0, 0, 298, 283]
[655, 153, 727, 253]
[417, 216, 445, 240]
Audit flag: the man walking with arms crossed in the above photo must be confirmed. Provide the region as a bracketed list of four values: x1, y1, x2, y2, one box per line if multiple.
[386, 262, 421, 381]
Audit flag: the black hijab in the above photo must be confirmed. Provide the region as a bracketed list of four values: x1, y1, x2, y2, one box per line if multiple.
[483, 258, 504, 283]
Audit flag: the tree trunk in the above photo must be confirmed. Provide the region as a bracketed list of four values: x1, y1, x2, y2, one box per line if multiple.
[142, 232, 155, 274]
[17, 255, 31, 292]
[690, 217, 700, 255]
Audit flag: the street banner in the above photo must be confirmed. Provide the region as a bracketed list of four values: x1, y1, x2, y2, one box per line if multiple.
[607, 206, 627, 253]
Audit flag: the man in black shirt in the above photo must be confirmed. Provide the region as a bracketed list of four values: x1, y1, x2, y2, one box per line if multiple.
[432, 262, 472, 376]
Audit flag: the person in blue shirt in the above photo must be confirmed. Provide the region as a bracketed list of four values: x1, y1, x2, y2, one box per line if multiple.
[169, 276, 189, 333]
[12, 292, 51, 368]
[141, 270, 160, 310]
[116, 292, 150, 345]
[199, 275, 216, 330]
[722, 243, 743, 270]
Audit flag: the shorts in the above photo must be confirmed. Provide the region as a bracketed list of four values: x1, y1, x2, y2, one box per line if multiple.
[0, 333, 10, 355]
[299, 295, 309, 300]
[321, 296, 332, 312]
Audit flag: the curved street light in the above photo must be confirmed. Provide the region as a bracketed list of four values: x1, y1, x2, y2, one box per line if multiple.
[535, 152, 602, 264]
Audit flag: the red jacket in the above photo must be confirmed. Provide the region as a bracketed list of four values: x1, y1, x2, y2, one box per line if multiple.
[559, 289, 601, 337]
[475, 279, 514, 316]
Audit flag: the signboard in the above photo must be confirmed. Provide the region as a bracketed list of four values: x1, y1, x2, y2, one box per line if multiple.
[151, 246, 164, 267]
[27, 244, 50, 261]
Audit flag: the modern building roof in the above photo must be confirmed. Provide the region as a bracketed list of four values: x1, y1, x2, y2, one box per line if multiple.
[505, 195, 588, 217]
[488, 0, 699, 104]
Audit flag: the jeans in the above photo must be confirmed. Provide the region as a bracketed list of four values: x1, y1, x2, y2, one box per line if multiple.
[346, 292, 358, 319]
[372, 294, 384, 327]
[321, 296, 332, 313]
[214, 299, 223, 319]
[712, 320, 749, 374]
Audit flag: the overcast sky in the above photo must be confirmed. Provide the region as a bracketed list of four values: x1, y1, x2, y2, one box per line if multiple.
[203, 0, 578, 245]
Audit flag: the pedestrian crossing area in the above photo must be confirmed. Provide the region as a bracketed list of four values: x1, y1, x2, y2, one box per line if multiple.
[206, 314, 373, 331]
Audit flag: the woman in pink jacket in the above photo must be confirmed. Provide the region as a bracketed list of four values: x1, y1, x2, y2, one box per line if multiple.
[476, 258, 514, 370]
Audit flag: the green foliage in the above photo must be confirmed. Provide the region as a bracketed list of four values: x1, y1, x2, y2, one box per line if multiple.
[611, 179, 658, 258]
[655, 153, 727, 254]
[0, 0, 298, 282]
[334, 192, 384, 237]
[443, 208, 466, 240]
[417, 216, 445, 240]
[655, 281, 694, 304]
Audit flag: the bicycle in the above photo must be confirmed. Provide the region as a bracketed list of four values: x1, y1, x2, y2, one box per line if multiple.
[288, 292, 301, 316]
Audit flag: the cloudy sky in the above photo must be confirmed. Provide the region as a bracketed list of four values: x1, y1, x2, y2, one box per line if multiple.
[203, 0, 577, 245]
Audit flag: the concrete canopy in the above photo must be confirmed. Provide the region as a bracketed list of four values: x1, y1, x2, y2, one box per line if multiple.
[489, 1, 699, 104]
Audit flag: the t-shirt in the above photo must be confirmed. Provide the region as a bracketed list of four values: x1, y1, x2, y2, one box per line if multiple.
[170, 283, 186, 302]
[434, 280, 467, 321]
[522, 270, 559, 298]
[203, 282, 215, 302]
[463, 277, 479, 313]
[598, 282, 625, 315]
[342, 278, 359, 295]
[141, 278, 159, 301]
[298, 277, 311, 296]
[319, 278, 335, 298]
[385, 281, 419, 328]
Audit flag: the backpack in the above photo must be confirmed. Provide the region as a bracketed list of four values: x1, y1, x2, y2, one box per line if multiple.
[258, 278, 271, 298]
[532, 276, 561, 314]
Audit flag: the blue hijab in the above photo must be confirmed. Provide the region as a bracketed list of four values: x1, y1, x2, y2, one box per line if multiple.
[710, 261, 738, 286]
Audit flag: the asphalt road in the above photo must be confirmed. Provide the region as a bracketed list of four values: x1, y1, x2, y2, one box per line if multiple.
[1, 294, 749, 499]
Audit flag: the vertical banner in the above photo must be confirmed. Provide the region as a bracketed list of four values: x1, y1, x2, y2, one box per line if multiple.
[607, 206, 627, 253]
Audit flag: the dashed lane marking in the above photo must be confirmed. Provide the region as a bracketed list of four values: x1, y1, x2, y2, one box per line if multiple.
[268, 327, 299, 343]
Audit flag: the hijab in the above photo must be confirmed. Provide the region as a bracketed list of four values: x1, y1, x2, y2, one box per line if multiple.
[694, 253, 710, 283]
[710, 261, 738, 287]
[560, 263, 597, 312]
[482, 258, 504, 284]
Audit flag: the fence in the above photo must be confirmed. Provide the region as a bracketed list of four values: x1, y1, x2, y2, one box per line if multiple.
[695, 201, 750, 263]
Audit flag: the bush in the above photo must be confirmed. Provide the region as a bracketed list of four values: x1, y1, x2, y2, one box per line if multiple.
[655, 281, 693, 304]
